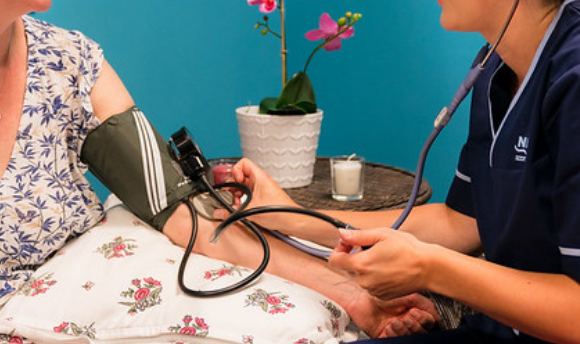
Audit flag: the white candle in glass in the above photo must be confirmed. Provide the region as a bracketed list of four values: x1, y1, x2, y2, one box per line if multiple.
[333, 160, 363, 195]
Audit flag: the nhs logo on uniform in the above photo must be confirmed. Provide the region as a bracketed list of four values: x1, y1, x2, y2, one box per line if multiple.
[514, 136, 529, 162]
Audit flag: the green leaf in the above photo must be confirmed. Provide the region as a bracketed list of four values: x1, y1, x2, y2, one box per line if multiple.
[71, 323, 83, 335]
[152, 288, 162, 299]
[260, 72, 317, 115]
[275, 72, 317, 114]
[260, 301, 268, 313]
[259, 97, 279, 114]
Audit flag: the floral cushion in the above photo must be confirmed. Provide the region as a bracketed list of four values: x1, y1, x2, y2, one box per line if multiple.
[0, 205, 356, 344]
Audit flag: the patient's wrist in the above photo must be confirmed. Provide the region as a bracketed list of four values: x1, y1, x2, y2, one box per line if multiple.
[162, 203, 195, 247]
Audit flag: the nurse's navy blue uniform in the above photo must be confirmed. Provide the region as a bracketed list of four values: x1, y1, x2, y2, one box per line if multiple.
[445, 0, 580, 341]
[356, 0, 580, 343]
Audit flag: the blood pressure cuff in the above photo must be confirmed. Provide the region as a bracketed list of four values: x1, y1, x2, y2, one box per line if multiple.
[81, 106, 202, 231]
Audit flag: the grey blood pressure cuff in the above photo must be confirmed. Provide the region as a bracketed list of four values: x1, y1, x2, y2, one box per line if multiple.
[81, 106, 202, 231]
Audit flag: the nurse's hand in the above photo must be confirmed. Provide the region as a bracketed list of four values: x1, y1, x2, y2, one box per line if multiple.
[329, 227, 433, 300]
[213, 158, 299, 230]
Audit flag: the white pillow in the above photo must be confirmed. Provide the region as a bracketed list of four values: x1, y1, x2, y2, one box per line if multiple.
[0, 205, 356, 344]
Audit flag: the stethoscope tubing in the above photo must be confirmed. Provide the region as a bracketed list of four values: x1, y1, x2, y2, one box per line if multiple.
[177, 177, 270, 297]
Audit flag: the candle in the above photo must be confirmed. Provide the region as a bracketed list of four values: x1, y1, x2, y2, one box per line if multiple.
[212, 163, 234, 184]
[331, 155, 364, 201]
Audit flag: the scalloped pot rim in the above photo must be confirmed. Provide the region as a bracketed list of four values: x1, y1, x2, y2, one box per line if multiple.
[235, 105, 323, 118]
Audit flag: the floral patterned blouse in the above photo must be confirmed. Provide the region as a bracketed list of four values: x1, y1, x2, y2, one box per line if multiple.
[0, 16, 104, 305]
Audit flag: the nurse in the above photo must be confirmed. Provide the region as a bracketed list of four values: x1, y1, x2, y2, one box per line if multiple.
[219, 0, 580, 342]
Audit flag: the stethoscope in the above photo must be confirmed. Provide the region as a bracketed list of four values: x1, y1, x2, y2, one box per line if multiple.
[176, 0, 520, 297]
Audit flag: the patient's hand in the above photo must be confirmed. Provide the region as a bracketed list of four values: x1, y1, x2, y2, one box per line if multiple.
[349, 292, 440, 338]
[382, 293, 441, 337]
[213, 158, 300, 231]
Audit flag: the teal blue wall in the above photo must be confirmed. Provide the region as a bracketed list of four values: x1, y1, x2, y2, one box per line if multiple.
[34, 0, 482, 203]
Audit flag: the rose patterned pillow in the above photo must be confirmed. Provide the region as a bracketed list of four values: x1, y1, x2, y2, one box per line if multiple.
[0, 205, 356, 344]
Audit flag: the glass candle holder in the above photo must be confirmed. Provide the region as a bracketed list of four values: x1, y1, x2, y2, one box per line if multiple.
[330, 155, 365, 201]
[209, 158, 239, 185]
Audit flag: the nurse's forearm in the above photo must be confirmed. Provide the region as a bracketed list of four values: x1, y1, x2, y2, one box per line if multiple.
[426, 246, 580, 344]
[254, 201, 479, 254]
[398, 203, 481, 255]
[316, 203, 480, 254]
[276, 207, 409, 249]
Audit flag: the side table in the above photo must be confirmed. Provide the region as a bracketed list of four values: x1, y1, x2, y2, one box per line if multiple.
[285, 157, 431, 211]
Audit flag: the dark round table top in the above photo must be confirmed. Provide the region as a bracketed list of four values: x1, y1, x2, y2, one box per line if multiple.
[285, 157, 431, 211]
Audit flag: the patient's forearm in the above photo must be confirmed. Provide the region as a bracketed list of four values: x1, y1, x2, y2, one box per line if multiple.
[163, 203, 351, 288]
[163, 203, 439, 339]
[163, 203, 362, 330]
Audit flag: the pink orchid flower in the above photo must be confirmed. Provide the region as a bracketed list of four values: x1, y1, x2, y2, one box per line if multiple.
[247, 0, 277, 13]
[305, 13, 354, 51]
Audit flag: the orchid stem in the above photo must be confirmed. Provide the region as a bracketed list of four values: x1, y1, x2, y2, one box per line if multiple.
[270, 29, 282, 39]
[256, 20, 281, 39]
[266, 27, 281, 39]
[280, 0, 287, 87]
[303, 23, 354, 73]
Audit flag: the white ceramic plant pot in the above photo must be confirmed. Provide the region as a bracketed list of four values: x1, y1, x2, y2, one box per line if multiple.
[236, 105, 323, 188]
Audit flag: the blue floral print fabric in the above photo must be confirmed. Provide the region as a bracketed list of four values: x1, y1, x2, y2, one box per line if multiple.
[0, 16, 104, 305]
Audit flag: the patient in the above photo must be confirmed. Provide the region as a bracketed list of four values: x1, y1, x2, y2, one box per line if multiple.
[0, 1, 439, 340]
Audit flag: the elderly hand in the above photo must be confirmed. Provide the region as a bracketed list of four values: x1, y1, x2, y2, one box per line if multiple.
[349, 291, 441, 338]
[378, 293, 441, 337]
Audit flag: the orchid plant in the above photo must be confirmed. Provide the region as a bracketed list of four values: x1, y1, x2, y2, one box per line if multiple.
[247, 0, 362, 115]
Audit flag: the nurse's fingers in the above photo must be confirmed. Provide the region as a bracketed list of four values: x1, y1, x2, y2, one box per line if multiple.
[333, 240, 354, 255]
[337, 228, 390, 247]
[330, 228, 389, 271]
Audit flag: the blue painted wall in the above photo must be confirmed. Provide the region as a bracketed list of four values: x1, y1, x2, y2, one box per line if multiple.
[34, 0, 483, 203]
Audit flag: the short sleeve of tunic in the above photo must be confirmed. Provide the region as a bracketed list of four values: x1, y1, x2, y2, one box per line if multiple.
[542, 57, 580, 281]
[445, 143, 476, 218]
[0, 16, 104, 305]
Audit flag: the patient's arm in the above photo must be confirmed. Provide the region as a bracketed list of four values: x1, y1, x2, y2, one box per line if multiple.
[91, 59, 135, 122]
[163, 205, 440, 339]
[89, 60, 440, 339]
